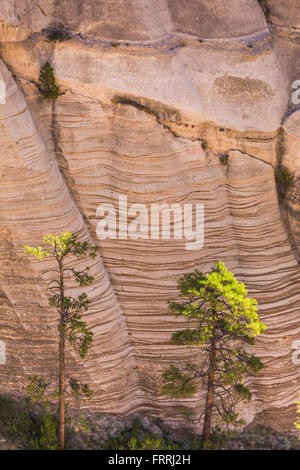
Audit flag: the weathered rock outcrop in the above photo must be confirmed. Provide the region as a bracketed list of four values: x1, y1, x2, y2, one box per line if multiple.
[0, 0, 299, 433]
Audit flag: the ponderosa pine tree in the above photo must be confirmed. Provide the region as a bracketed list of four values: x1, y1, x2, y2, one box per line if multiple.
[162, 261, 266, 443]
[25, 232, 97, 449]
[38, 62, 60, 100]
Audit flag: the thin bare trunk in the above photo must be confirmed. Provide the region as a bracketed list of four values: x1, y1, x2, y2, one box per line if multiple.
[58, 328, 65, 449]
[202, 327, 217, 442]
[58, 258, 65, 450]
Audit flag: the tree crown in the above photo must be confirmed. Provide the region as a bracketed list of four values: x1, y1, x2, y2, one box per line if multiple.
[25, 232, 97, 358]
[169, 261, 266, 345]
[25, 232, 98, 261]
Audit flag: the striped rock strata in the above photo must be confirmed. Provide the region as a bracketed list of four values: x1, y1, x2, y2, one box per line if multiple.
[0, 0, 300, 432]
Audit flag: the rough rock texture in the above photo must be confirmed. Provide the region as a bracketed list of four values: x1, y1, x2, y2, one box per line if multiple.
[0, 0, 299, 433]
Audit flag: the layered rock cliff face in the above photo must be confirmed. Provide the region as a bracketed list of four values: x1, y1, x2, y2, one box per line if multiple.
[0, 0, 299, 433]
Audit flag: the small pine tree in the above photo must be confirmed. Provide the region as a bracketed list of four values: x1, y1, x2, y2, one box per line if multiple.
[25, 232, 97, 449]
[162, 261, 266, 443]
[38, 62, 60, 100]
[39, 412, 59, 450]
[30, 410, 59, 450]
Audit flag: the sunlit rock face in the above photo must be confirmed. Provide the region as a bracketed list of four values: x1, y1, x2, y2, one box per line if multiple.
[0, 0, 299, 433]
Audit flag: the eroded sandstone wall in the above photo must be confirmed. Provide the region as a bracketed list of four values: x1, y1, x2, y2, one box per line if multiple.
[0, 0, 300, 432]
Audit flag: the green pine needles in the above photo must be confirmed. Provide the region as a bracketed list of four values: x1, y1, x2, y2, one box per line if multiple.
[275, 166, 294, 200]
[38, 62, 60, 100]
[162, 261, 266, 442]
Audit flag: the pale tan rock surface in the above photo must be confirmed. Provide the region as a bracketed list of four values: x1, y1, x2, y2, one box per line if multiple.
[0, 0, 299, 433]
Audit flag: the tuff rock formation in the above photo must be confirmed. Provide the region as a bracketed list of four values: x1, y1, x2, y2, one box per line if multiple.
[0, 0, 299, 433]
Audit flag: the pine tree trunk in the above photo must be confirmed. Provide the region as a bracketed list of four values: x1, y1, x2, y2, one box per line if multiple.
[202, 328, 217, 442]
[58, 258, 65, 450]
[58, 328, 65, 449]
